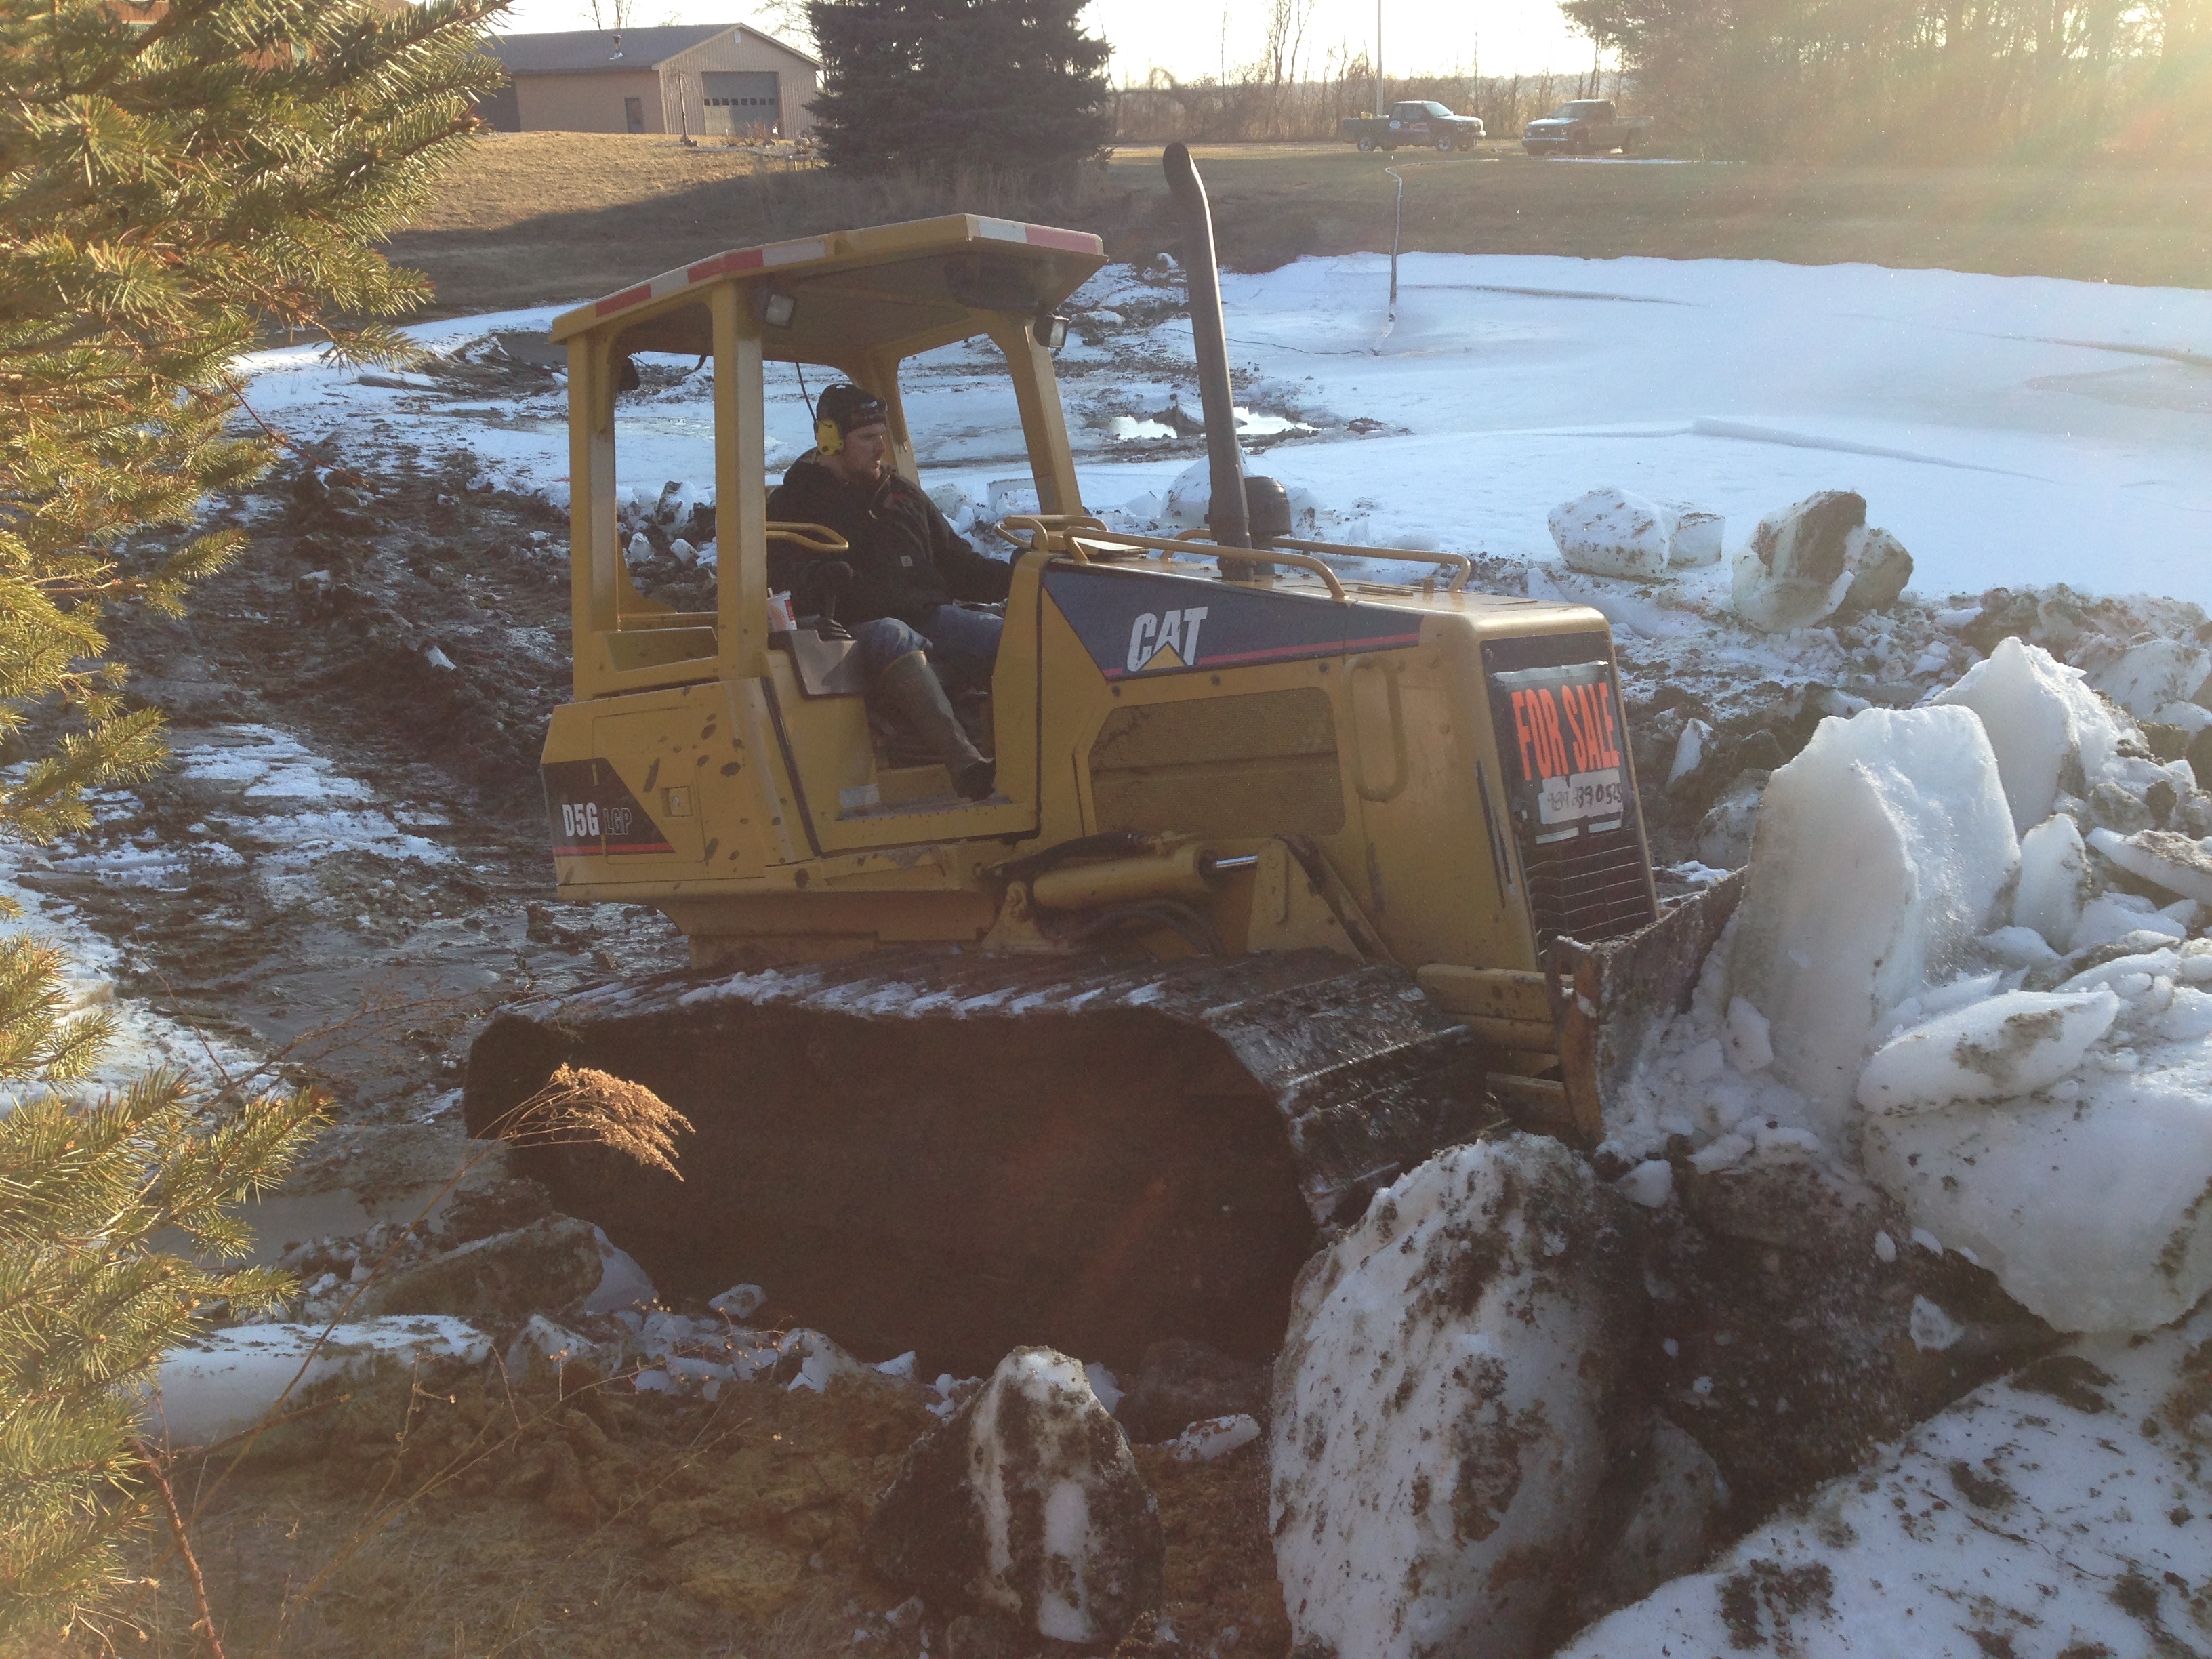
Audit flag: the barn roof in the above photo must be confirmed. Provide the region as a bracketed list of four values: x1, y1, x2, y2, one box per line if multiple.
[489, 24, 817, 76]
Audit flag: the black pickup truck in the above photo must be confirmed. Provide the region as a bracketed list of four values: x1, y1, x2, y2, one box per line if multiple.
[1521, 99, 1652, 156]
[1340, 100, 1486, 153]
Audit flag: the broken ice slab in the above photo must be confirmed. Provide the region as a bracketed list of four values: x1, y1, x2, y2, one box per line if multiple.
[1933, 636, 2123, 833]
[1854, 988, 2119, 1114]
[2087, 825, 2212, 905]
[1863, 1051, 2212, 1332]
[146, 1317, 487, 1448]
[1549, 486, 1675, 581]
[1724, 705, 2017, 1135]
[1553, 1305, 2212, 1659]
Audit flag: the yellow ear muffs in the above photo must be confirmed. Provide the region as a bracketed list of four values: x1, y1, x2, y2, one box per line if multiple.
[815, 415, 842, 455]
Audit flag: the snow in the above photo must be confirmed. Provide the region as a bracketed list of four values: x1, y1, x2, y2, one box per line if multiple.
[231, 254, 2212, 608]
[1854, 987, 2121, 1112]
[1557, 1305, 2212, 1659]
[1723, 705, 2019, 1134]
[146, 1317, 488, 1447]
[1933, 637, 2123, 832]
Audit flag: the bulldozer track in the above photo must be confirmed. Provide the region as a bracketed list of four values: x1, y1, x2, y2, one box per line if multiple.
[465, 947, 1488, 1371]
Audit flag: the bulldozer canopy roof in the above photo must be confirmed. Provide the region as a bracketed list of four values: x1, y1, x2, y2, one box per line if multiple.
[550, 215, 1107, 365]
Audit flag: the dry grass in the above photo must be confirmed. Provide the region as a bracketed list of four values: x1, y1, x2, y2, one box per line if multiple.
[384, 131, 2212, 319]
[487, 1063, 692, 1180]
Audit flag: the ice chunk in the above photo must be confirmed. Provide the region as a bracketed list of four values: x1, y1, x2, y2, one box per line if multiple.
[1666, 506, 1725, 569]
[1729, 490, 1862, 633]
[1933, 636, 2123, 832]
[147, 1317, 488, 1446]
[1839, 523, 1913, 614]
[1725, 706, 2018, 1134]
[1978, 925, 2059, 968]
[2087, 635, 2211, 719]
[2013, 813, 2089, 949]
[2158, 986, 2212, 1041]
[1616, 1158, 1675, 1208]
[1667, 718, 1711, 789]
[2069, 891, 2184, 951]
[582, 1226, 657, 1314]
[1907, 1296, 1964, 1351]
[708, 1282, 766, 1319]
[1083, 1360, 1123, 1415]
[1724, 996, 1774, 1072]
[1161, 459, 1212, 528]
[1548, 486, 1674, 581]
[1164, 1412, 1261, 1463]
[1856, 987, 2119, 1113]
[1271, 1137, 1639, 1659]
[2087, 825, 2212, 905]
[1864, 1054, 2212, 1331]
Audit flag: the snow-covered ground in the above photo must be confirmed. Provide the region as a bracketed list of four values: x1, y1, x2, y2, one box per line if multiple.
[236, 251, 2212, 605]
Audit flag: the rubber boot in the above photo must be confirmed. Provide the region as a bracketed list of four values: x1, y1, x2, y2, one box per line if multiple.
[876, 650, 996, 801]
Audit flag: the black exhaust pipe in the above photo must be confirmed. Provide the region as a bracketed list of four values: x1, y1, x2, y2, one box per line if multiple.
[1163, 143, 1267, 573]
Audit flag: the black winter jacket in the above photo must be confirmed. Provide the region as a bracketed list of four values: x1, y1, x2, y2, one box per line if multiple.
[766, 455, 1011, 627]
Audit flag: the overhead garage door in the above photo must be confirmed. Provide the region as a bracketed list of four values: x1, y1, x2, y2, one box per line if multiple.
[701, 70, 780, 136]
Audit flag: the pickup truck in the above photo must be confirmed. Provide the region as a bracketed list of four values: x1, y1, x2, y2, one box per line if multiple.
[1340, 100, 1486, 153]
[1521, 100, 1652, 156]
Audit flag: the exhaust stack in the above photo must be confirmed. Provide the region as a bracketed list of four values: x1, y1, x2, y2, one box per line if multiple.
[1163, 143, 1264, 571]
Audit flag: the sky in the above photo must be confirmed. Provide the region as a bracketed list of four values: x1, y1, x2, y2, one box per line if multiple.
[488, 0, 1596, 80]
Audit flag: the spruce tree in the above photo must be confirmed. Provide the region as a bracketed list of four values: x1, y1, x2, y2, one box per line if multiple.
[0, 0, 504, 1639]
[807, 0, 1113, 176]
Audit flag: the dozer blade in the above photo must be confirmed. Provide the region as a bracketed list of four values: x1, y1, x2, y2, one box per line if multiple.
[1553, 869, 1748, 1143]
[464, 949, 1485, 1374]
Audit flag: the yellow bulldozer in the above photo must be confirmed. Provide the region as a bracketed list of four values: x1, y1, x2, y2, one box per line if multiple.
[464, 148, 1735, 1372]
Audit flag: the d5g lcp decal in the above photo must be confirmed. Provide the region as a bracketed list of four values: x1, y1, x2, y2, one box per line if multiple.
[543, 759, 675, 857]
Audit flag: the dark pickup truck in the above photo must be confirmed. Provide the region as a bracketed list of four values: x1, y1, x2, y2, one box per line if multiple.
[1521, 99, 1652, 156]
[1340, 100, 1486, 153]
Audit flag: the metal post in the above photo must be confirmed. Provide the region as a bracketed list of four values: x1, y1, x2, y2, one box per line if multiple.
[1385, 167, 1404, 319]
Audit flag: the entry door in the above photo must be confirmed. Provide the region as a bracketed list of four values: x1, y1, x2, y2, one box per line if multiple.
[701, 70, 779, 135]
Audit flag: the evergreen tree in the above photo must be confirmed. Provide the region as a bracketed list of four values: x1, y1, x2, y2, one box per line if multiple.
[806, 0, 1113, 176]
[0, 0, 503, 1639]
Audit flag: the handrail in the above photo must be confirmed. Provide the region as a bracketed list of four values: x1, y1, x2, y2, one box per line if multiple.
[1267, 535, 1473, 593]
[1067, 529, 1349, 603]
[766, 521, 850, 554]
[991, 513, 1112, 554]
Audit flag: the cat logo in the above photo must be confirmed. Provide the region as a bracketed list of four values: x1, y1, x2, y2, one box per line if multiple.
[1124, 607, 1209, 674]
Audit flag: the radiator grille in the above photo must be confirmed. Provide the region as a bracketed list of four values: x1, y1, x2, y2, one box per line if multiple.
[1523, 827, 1656, 946]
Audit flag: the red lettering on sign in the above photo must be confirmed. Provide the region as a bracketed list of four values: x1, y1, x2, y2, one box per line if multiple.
[1561, 682, 1593, 773]
[1595, 681, 1621, 769]
[1538, 689, 1570, 780]
[1511, 690, 1538, 783]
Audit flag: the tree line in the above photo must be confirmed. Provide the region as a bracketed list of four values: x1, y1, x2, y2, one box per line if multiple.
[1111, 69, 1615, 145]
[1566, 0, 2212, 161]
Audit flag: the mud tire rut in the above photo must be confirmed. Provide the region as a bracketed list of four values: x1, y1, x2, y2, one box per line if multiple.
[464, 948, 1486, 1372]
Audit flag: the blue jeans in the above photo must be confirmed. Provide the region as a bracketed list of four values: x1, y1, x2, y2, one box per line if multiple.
[854, 605, 1002, 693]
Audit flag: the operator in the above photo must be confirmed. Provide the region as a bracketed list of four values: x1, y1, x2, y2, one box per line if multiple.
[767, 382, 1010, 802]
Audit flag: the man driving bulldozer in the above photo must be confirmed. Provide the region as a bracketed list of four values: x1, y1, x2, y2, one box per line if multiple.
[767, 382, 1010, 802]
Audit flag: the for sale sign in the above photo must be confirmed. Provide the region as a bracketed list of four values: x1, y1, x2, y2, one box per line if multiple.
[1488, 662, 1627, 844]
